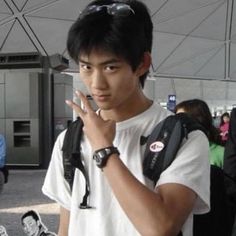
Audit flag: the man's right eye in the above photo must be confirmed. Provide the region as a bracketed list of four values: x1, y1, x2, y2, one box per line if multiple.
[80, 64, 91, 71]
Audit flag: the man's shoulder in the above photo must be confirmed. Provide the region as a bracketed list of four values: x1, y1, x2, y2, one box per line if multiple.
[147, 102, 172, 121]
[53, 129, 67, 149]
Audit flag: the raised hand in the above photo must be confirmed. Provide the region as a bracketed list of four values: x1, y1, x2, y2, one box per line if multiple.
[66, 91, 116, 151]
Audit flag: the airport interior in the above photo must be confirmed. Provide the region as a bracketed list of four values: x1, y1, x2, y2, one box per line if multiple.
[0, 0, 236, 167]
[1, 0, 236, 235]
[0, 0, 235, 167]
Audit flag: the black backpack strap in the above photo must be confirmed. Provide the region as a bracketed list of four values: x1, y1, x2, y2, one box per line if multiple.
[143, 113, 206, 184]
[62, 117, 91, 209]
[143, 115, 184, 183]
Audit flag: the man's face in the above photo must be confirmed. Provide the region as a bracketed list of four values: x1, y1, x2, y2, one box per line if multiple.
[22, 216, 40, 236]
[78, 49, 144, 112]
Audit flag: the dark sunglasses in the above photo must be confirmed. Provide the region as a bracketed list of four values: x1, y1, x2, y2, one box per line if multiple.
[79, 3, 135, 19]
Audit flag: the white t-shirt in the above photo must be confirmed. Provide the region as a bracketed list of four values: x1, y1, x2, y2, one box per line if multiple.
[42, 102, 210, 236]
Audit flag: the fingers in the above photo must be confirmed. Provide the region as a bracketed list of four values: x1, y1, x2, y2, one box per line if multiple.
[65, 99, 86, 118]
[65, 91, 94, 118]
[76, 91, 94, 114]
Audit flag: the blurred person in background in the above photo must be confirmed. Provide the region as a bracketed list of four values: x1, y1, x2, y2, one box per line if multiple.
[220, 112, 230, 145]
[175, 99, 224, 168]
[224, 108, 236, 182]
[0, 134, 6, 169]
[175, 99, 236, 236]
[0, 134, 7, 194]
[223, 108, 236, 236]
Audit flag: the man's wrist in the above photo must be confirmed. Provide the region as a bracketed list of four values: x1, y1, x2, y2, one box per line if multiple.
[93, 146, 120, 169]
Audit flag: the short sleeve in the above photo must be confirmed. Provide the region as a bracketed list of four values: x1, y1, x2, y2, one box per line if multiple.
[157, 130, 210, 214]
[42, 130, 72, 210]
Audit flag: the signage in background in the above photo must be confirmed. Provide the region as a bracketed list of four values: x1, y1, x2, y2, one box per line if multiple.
[167, 95, 176, 112]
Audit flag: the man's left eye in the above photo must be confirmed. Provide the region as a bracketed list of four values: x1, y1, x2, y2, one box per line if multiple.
[106, 66, 117, 71]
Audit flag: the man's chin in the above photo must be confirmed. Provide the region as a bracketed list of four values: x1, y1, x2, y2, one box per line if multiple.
[95, 102, 112, 111]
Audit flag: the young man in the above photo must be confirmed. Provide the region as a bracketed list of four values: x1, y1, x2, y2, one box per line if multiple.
[42, 0, 210, 235]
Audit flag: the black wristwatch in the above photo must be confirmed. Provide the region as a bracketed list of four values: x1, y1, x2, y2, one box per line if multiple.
[93, 146, 120, 168]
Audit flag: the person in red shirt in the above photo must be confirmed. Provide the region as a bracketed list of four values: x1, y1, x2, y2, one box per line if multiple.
[220, 112, 230, 145]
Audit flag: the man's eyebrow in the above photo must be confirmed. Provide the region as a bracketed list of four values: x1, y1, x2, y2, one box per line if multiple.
[79, 58, 122, 65]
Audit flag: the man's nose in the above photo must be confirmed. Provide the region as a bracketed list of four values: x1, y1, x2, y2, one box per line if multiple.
[91, 70, 108, 89]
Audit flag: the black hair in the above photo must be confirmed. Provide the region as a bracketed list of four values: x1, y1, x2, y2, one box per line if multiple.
[21, 210, 40, 224]
[67, 0, 153, 88]
[220, 112, 230, 126]
[175, 99, 223, 145]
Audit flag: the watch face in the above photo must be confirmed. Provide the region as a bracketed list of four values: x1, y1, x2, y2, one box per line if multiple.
[93, 147, 119, 168]
[93, 152, 104, 166]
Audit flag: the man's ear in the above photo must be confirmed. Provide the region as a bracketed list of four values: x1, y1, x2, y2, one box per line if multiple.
[135, 52, 152, 77]
[36, 220, 41, 227]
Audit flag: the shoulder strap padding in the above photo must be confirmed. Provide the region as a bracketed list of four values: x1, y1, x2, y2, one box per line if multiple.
[143, 113, 206, 184]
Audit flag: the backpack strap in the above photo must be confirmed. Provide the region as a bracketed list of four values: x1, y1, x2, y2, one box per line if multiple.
[143, 113, 205, 236]
[143, 113, 206, 184]
[62, 117, 91, 209]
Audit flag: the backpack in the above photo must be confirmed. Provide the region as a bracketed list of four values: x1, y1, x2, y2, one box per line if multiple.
[61, 113, 235, 235]
[61, 117, 91, 209]
[142, 113, 206, 183]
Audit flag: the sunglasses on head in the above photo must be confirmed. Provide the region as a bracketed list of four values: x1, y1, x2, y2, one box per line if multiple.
[79, 3, 135, 19]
